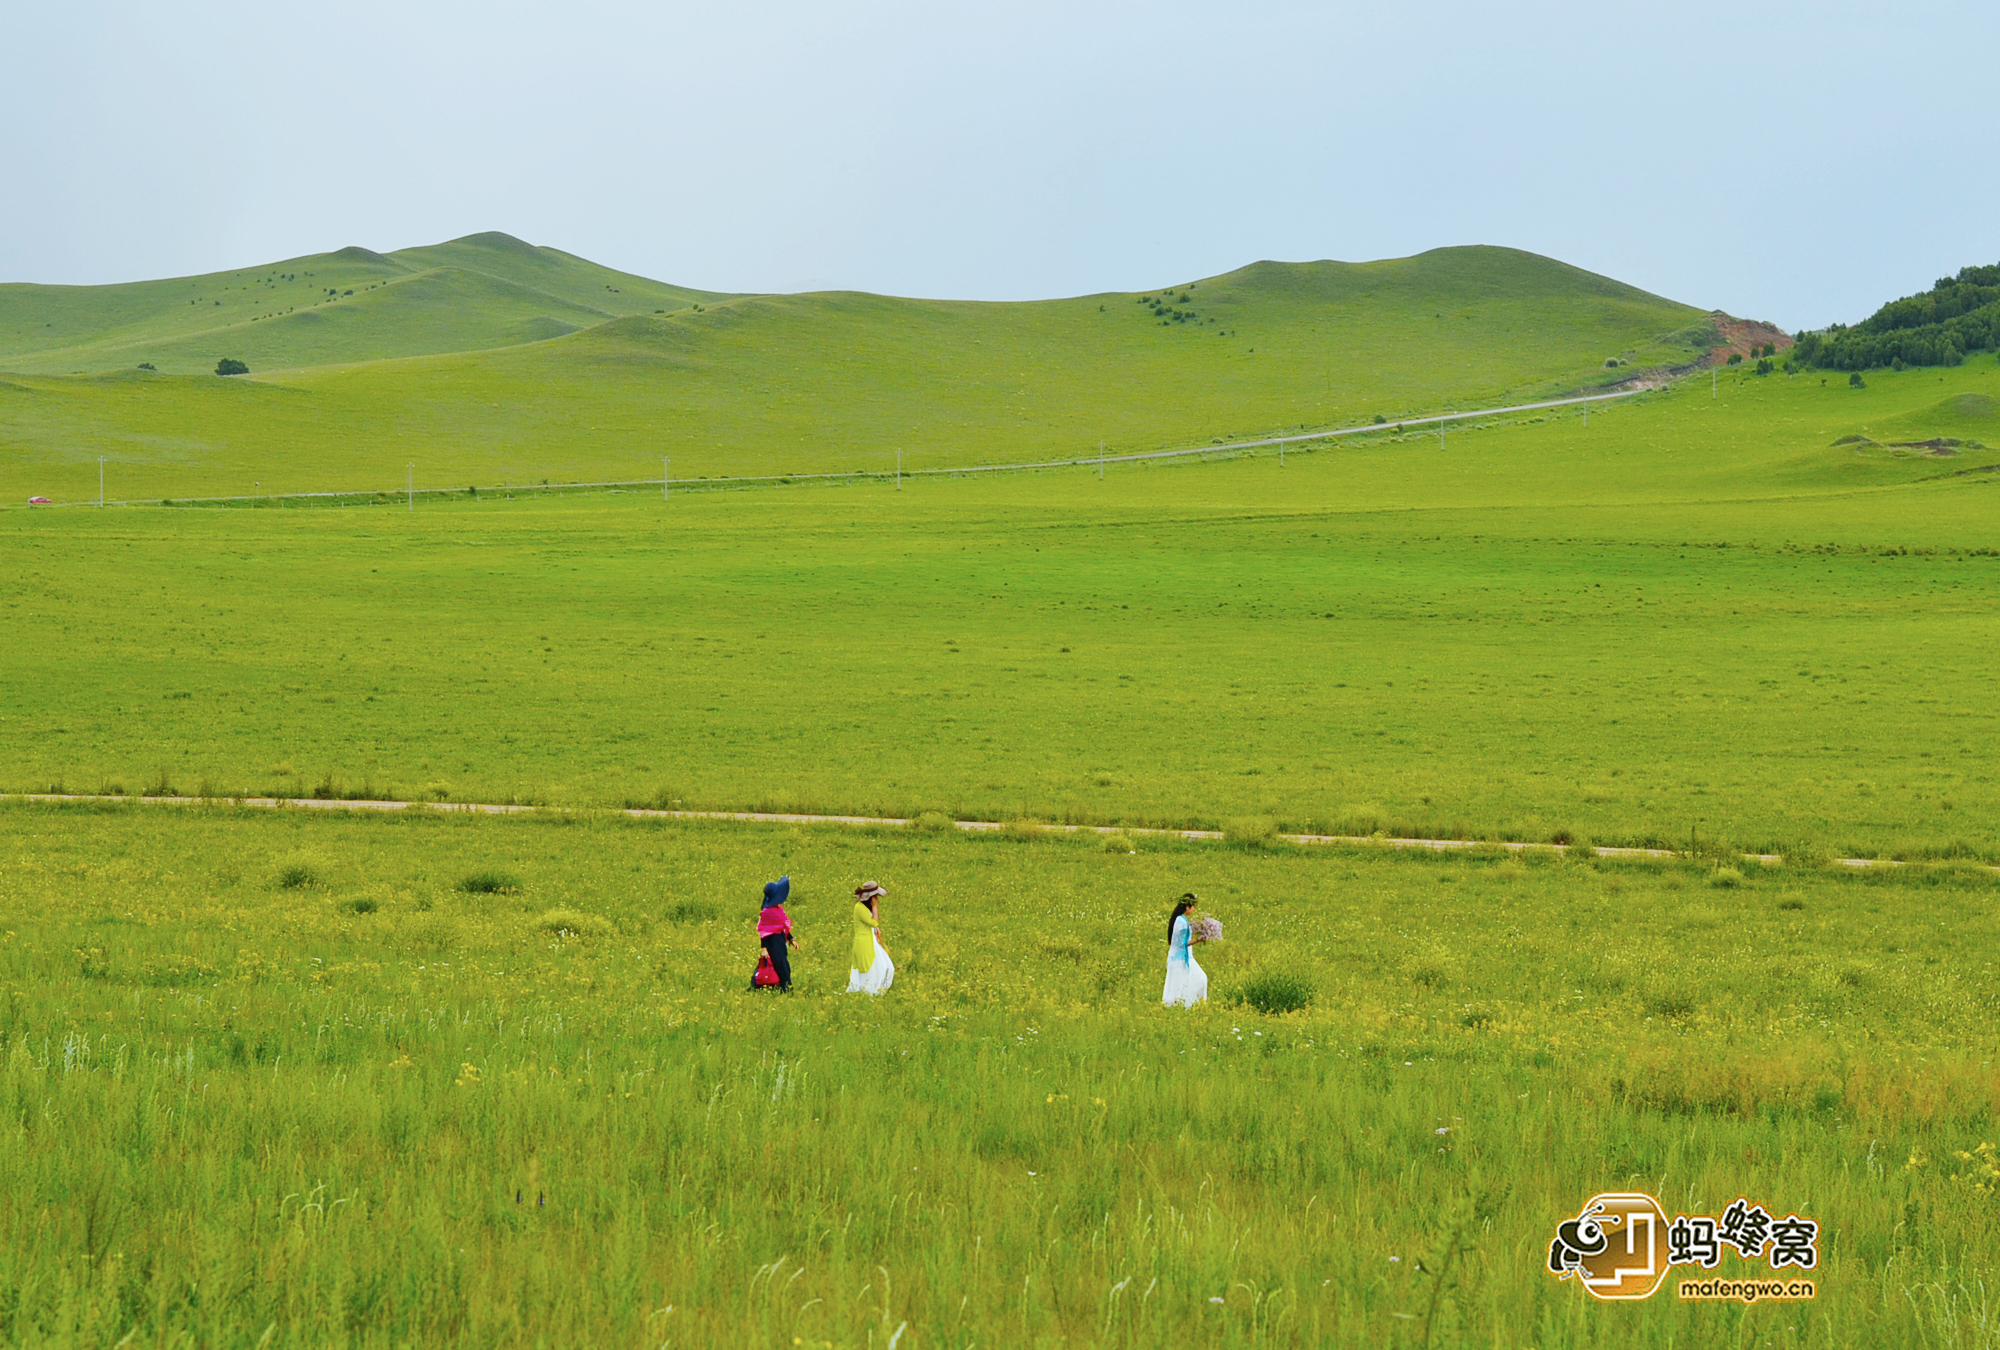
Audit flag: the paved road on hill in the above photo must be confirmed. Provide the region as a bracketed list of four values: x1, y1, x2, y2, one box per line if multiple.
[11, 791, 1950, 872]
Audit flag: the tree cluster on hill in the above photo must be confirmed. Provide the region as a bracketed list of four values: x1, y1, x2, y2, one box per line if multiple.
[1792, 264, 2000, 371]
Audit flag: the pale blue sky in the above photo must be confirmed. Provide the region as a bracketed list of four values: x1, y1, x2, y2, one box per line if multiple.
[8, 0, 1996, 330]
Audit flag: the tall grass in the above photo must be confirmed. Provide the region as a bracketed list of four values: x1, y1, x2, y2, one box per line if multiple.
[2, 801, 1996, 1344]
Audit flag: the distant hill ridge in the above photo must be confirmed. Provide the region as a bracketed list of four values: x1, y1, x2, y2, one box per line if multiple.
[0, 232, 737, 375]
[0, 237, 1723, 498]
[0, 236, 1712, 380]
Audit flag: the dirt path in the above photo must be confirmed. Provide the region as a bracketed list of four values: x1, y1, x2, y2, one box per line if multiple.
[9, 792, 1947, 872]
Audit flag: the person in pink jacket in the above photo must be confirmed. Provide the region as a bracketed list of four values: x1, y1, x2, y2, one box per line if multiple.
[755, 876, 798, 991]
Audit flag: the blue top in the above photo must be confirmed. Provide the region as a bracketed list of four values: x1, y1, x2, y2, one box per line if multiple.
[1169, 915, 1191, 964]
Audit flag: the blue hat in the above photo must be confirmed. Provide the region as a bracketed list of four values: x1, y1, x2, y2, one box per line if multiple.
[762, 876, 791, 906]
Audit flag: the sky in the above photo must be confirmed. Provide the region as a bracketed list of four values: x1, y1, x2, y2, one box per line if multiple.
[7, 0, 1996, 331]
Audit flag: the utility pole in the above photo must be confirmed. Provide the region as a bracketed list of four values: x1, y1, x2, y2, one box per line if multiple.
[1583, 404, 1589, 429]
[407, 463, 413, 512]
[1099, 441, 1105, 479]
[1279, 440, 1285, 468]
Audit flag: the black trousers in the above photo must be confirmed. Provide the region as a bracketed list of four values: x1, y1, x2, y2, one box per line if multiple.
[761, 934, 792, 990]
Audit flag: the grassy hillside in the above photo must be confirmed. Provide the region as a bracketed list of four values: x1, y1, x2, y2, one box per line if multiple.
[0, 231, 735, 376]
[1867, 389, 2000, 445]
[0, 244, 1711, 502]
[4, 361, 1998, 857]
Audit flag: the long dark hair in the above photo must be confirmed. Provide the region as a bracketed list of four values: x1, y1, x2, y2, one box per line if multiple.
[1167, 893, 1196, 945]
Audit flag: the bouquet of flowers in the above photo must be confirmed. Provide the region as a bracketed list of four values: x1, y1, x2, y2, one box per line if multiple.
[1191, 915, 1223, 944]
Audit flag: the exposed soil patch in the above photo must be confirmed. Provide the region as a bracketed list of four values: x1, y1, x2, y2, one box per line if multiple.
[1601, 311, 1796, 391]
[1888, 437, 1972, 456]
[1701, 312, 1793, 366]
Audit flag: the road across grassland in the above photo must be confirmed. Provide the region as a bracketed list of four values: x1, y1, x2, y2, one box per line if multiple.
[7, 791, 1959, 872]
[37, 388, 1647, 508]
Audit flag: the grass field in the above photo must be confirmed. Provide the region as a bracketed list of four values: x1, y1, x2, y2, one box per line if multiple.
[7, 240, 2000, 1347]
[0, 244, 1709, 503]
[5, 799, 1998, 1347]
[4, 360, 1999, 860]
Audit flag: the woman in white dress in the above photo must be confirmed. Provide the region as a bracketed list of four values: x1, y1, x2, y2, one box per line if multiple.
[1162, 892, 1208, 1007]
[847, 880, 895, 995]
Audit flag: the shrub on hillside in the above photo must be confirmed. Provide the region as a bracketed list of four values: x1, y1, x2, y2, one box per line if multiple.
[215, 357, 249, 376]
[457, 869, 522, 895]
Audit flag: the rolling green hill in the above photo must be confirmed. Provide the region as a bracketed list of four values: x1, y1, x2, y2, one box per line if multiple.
[0, 231, 736, 376]
[0, 242, 1712, 501]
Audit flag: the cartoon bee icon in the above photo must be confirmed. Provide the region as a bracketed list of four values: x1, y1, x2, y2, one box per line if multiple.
[1548, 1193, 1672, 1301]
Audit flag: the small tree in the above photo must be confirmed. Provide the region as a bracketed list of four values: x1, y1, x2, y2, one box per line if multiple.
[215, 357, 249, 376]
[1849, 372, 1866, 388]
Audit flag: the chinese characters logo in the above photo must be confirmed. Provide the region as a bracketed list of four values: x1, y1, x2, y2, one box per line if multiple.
[1549, 1193, 1819, 1302]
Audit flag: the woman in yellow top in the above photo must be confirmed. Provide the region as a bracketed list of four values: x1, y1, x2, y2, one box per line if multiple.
[847, 880, 895, 995]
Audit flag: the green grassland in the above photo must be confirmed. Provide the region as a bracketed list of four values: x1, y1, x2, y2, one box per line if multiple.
[4, 800, 1997, 1347]
[0, 244, 1710, 503]
[3, 360, 1999, 859]
[0, 232, 732, 378]
[6, 242, 2000, 1348]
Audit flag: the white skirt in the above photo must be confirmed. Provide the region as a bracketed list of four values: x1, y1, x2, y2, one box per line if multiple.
[1162, 951, 1207, 1007]
[848, 936, 895, 995]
